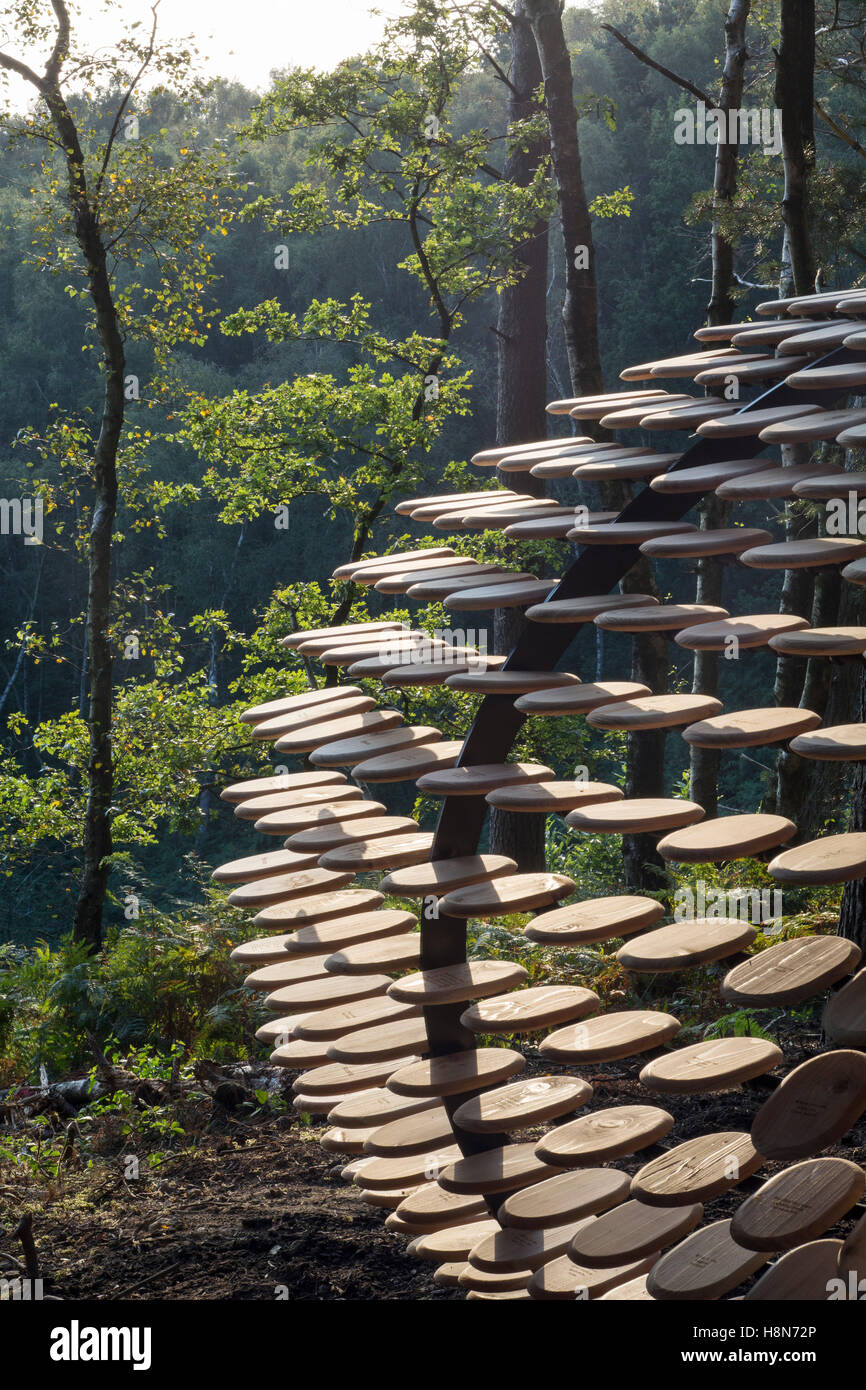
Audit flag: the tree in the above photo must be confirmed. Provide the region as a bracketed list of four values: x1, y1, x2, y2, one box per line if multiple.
[0, 0, 226, 949]
[524, 0, 602, 397]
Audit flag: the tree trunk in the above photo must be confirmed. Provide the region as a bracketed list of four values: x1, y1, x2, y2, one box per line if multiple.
[707, 0, 752, 324]
[774, 0, 816, 295]
[495, 0, 550, 460]
[45, 89, 125, 953]
[525, 0, 603, 397]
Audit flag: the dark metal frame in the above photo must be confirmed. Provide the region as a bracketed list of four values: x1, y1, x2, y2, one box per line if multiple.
[419, 346, 852, 1169]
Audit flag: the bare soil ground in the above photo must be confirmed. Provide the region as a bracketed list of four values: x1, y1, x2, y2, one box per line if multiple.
[3, 1039, 865, 1302]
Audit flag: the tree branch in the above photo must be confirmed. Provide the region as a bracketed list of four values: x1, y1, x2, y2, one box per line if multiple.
[601, 23, 713, 105]
[814, 97, 866, 159]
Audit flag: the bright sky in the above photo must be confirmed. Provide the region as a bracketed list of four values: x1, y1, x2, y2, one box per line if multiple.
[0, 0, 394, 106]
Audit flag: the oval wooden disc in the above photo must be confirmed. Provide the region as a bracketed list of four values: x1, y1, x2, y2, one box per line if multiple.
[438, 872, 574, 917]
[649, 458, 771, 494]
[513, 681, 651, 714]
[254, 1013, 311, 1045]
[529, 1252, 654, 1300]
[789, 723, 866, 759]
[363, 1106, 453, 1157]
[698, 405, 825, 441]
[716, 460, 836, 498]
[234, 938, 316, 977]
[239, 683, 363, 715]
[576, 454, 682, 482]
[792, 470, 866, 499]
[284, 909, 418, 958]
[586, 694, 723, 731]
[293, 1090, 360, 1116]
[237, 784, 364, 821]
[388, 960, 528, 1005]
[540, 1010, 681, 1064]
[675, 613, 809, 651]
[593, 603, 729, 632]
[565, 798, 705, 834]
[293, 1055, 421, 1098]
[413, 1219, 501, 1261]
[647, 1220, 768, 1301]
[759, 407, 866, 443]
[328, 1088, 437, 1128]
[351, 740, 464, 780]
[309, 726, 441, 768]
[270, 1037, 334, 1069]
[460, 984, 599, 1034]
[823, 967, 866, 1046]
[750, 1049, 866, 1160]
[769, 832, 866, 884]
[416, 761, 554, 797]
[265, 973, 392, 1014]
[639, 1037, 783, 1094]
[444, 669, 580, 694]
[439, 1142, 562, 1195]
[333, 550, 451, 579]
[596, 1273, 655, 1300]
[721, 935, 861, 1007]
[616, 918, 756, 973]
[631, 1132, 763, 1207]
[319, 833, 434, 873]
[641, 527, 772, 559]
[743, 1238, 844, 1301]
[525, 895, 664, 945]
[319, 1125, 377, 1155]
[468, 1218, 594, 1273]
[327, 1015, 429, 1063]
[244, 955, 331, 992]
[682, 706, 822, 749]
[226, 866, 354, 908]
[656, 813, 797, 863]
[500, 1167, 631, 1231]
[484, 780, 623, 813]
[569, 521, 698, 545]
[444, 578, 557, 610]
[214, 847, 321, 887]
[536, 1105, 675, 1166]
[838, 1213, 866, 1282]
[252, 797, 380, 835]
[274, 709, 404, 753]
[324, 931, 422, 975]
[458, 1265, 533, 1292]
[396, 1184, 488, 1230]
[452, 1074, 593, 1134]
[356, 1146, 465, 1193]
[221, 768, 346, 799]
[254, 888, 385, 928]
[568, 1199, 703, 1269]
[769, 628, 866, 657]
[387, 1048, 525, 1098]
[407, 570, 529, 600]
[287, 811, 417, 856]
[525, 593, 658, 624]
[731, 1158, 866, 1252]
[294, 992, 421, 1041]
[252, 694, 375, 739]
[740, 537, 866, 569]
[379, 854, 516, 897]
